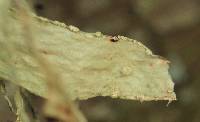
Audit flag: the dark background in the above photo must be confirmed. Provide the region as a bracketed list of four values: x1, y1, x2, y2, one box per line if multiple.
[1, 0, 200, 122]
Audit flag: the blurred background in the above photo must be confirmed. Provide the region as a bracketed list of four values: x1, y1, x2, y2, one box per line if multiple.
[1, 0, 200, 122]
[30, 0, 200, 122]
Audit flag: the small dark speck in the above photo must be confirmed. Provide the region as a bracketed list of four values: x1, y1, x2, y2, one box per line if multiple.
[109, 36, 119, 42]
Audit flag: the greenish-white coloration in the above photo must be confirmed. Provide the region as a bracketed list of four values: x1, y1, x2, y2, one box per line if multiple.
[0, 4, 176, 102]
[0, 81, 15, 113]
[15, 90, 31, 122]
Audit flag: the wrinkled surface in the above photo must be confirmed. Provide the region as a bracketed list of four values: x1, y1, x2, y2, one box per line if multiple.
[0, 11, 176, 101]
